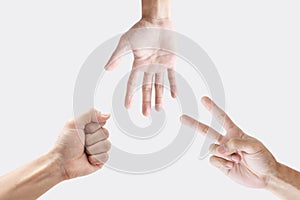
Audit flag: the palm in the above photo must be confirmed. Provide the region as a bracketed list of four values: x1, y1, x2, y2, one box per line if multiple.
[229, 161, 266, 188]
[105, 18, 177, 116]
[130, 18, 175, 67]
[130, 18, 176, 69]
[222, 127, 275, 188]
[219, 128, 265, 187]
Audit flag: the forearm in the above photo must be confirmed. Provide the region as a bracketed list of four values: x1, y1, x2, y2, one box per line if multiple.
[142, 0, 172, 19]
[0, 152, 65, 200]
[267, 162, 300, 200]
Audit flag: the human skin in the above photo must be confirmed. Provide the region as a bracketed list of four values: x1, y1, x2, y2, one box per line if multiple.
[181, 96, 300, 199]
[105, 0, 177, 116]
[0, 109, 111, 200]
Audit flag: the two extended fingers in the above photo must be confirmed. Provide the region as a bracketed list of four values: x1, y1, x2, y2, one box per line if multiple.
[180, 114, 224, 142]
[201, 96, 235, 131]
[181, 96, 240, 144]
[181, 97, 244, 170]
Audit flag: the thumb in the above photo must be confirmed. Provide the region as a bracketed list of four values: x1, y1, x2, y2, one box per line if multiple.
[74, 109, 110, 130]
[105, 35, 129, 71]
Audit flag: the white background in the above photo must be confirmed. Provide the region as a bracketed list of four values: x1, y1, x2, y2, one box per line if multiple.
[0, 0, 300, 199]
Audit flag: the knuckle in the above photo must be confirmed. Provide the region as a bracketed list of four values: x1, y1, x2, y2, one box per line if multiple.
[65, 119, 75, 128]
[201, 125, 209, 134]
[228, 139, 239, 148]
[120, 34, 127, 42]
[217, 113, 226, 123]
[85, 134, 92, 145]
[103, 140, 111, 151]
[85, 123, 100, 134]
[142, 85, 152, 92]
[101, 128, 110, 138]
[100, 153, 109, 163]
[127, 79, 136, 87]
[155, 83, 164, 89]
[217, 135, 224, 143]
[230, 139, 238, 146]
[209, 144, 216, 153]
[224, 116, 234, 127]
[170, 84, 177, 90]
[248, 138, 262, 150]
[209, 156, 216, 164]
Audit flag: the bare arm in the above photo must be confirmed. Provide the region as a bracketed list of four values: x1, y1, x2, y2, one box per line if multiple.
[0, 109, 111, 200]
[0, 153, 64, 200]
[142, 0, 172, 19]
[267, 163, 300, 199]
[181, 96, 300, 200]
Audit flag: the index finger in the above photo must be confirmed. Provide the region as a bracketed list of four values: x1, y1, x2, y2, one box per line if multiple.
[180, 114, 223, 143]
[201, 96, 235, 130]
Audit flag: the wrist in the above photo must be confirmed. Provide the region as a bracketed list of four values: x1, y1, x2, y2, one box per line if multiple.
[266, 162, 300, 199]
[46, 151, 68, 182]
[265, 161, 281, 190]
[142, 0, 171, 19]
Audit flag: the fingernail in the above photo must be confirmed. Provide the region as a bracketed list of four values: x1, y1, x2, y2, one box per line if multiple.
[226, 162, 233, 169]
[218, 146, 226, 154]
[104, 65, 110, 71]
[104, 64, 112, 71]
[202, 97, 212, 110]
[155, 104, 162, 112]
[232, 155, 241, 163]
[171, 92, 177, 98]
[125, 102, 131, 109]
[102, 113, 110, 117]
[143, 109, 150, 116]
